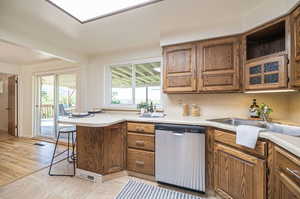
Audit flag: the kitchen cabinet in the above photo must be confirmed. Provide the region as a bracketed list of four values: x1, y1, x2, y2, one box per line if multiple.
[197, 37, 241, 91]
[243, 17, 289, 91]
[76, 123, 126, 175]
[103, 123, 126, 174]
[271, 146, 300, 199]
[244, 55, 288, 90]
[127, 122, 155, 176]
[291, 5, 300, 87]
[214, 143, 266, 199]
[77, 126, 104, 174]
[163, 43, 197, 93]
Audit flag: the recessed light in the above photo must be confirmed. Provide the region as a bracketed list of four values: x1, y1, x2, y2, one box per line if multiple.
[46, 0, 163, 23]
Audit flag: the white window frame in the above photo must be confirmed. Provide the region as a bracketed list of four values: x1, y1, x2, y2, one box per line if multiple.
[104, 57, 162, 109]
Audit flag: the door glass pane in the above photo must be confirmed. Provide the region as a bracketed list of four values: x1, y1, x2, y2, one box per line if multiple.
[111, 64, 133, 104]
[58, 73, 77, 117]
[264, 62, 279, 72]
[40, 75, 55, 137]
[249, 65, 262, 75]
[250, 76, 262, 85]
[264, 73, 279, 83]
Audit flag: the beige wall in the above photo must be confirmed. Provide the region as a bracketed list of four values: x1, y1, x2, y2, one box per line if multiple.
[162, 93, 297, 121]
[287, 93, 300, 123]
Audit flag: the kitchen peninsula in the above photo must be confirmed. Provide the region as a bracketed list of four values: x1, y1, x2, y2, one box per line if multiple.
[59, 112, 300, 170]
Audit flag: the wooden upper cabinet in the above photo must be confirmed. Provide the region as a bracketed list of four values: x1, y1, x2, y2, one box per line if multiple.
[214, 143, 266, 199]
[243, 17, 289, 90]
[163, 43, 197, 93]
[291, 5, 300, 87]
[198, 37, 241, 91]
[245, 55, 288, 90]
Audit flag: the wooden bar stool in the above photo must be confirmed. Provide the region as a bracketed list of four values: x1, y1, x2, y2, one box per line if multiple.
[48, 126, 76, 177]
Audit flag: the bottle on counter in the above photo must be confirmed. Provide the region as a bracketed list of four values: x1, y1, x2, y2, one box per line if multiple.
[249, 99, 260, 119]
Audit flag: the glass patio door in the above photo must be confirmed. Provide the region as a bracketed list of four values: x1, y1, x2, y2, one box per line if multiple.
[38, 75, 56, 138]
[36, 73, 77, 138]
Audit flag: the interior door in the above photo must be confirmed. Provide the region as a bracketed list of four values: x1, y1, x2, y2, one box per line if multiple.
[8, 75, 17, 136]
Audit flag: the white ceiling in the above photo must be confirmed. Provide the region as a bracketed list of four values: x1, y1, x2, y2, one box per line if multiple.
[0, 0, 298, 61]
[0, 40, 58, 65]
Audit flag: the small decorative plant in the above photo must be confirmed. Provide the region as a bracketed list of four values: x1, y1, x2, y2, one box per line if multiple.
[137, 102, 148, 110]
[258, 103, 273, 121]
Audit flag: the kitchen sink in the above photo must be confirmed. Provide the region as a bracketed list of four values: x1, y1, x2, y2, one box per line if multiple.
[209, 118, 267, 128]
[209, 118, 300, 136]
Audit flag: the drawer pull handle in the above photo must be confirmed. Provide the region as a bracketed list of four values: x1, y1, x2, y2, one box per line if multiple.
[286, 168, 300, 180]
[135, 161, 145, 166]
[135, 141, 145, 146]
[136, 127, 145, 132]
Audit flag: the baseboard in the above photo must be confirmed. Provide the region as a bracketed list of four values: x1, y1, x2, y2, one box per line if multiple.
[0, 128, 8, 133]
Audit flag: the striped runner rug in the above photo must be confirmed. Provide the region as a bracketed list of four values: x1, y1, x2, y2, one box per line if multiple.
[115, 180, 204, 199]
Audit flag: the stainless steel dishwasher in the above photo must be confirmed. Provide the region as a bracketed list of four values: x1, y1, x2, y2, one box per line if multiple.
[155, 124, 206, 192]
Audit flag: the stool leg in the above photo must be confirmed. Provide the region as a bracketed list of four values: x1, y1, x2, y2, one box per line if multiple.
[49, 132, 61, 176]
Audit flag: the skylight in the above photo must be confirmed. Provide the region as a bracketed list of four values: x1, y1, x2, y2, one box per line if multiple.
[47, 0, 162, 23]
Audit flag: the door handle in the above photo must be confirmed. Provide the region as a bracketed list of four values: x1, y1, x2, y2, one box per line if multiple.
[173, 133, 184, 136]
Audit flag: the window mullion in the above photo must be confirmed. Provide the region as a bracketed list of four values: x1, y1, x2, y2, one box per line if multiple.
[132, 64, 136, 105]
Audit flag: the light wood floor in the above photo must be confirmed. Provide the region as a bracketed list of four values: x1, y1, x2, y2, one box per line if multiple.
[0, 168, 217, 199]
[0, 136, 65, 186]
[0, 131, 11, 141]
[0, 135, 217, 199]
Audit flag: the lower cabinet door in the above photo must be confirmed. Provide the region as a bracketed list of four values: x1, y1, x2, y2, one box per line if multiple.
[214, 143, 266, 199]
[275, 171, 300, 199]
[103, 123, 126, 174]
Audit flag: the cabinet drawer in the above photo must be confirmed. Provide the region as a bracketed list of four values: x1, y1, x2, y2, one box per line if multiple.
[275, 146, 300, 185]
[214, 129, 267, 158]
[127, 149, 154, 176]
[128, 133, 154, 151]
[127, 122, 154, 134]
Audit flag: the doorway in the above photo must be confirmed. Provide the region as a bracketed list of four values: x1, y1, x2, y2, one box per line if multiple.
[35, 72, 77, 139]
[0, 73, 18, 140]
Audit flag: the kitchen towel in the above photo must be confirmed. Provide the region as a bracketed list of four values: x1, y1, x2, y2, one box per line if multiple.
[236, 125, 263, 149]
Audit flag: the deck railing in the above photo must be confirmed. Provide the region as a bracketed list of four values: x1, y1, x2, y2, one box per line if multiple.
[41, 104, 54, 119]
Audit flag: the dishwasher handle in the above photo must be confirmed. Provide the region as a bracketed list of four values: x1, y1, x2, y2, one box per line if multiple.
[155, 124, 206, 134]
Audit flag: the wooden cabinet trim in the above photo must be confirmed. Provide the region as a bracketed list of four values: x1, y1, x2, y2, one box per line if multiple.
[127, 122, 155, 134]
[127, 148, 155, 176]
[214, 142, 266, 199]
[214, 129, 267, 158]
[163, 43, 197, 93]
[197, 36, 241, 92]
[244, 54, 288, 90]
[127, 132, 155, 151]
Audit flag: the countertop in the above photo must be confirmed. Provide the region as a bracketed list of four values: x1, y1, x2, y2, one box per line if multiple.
[58, 112, 300, 158]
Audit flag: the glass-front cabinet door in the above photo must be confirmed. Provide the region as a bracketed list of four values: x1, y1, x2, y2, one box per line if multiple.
[245, 55, 288, 90]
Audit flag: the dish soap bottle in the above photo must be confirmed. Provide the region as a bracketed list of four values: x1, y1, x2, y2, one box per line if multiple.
[249, 99, 259, 119]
